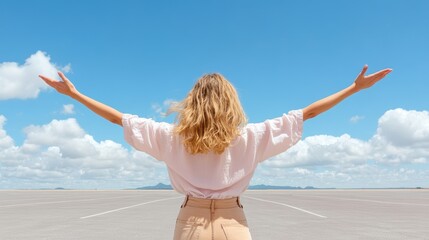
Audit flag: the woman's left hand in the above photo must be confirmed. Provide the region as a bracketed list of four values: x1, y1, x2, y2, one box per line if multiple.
[39, 72, 78, 97]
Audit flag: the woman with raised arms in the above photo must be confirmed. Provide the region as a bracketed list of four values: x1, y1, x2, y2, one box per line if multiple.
[39, 65, 391, 240]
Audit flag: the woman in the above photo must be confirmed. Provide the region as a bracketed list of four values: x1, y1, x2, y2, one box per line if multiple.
[39, 65, 392, 240]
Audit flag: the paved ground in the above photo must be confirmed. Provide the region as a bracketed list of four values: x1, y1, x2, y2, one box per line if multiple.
[0, 189, 428, 240]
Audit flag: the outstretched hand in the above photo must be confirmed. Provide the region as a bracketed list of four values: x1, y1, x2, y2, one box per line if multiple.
[38, 72, 123, 125]
[39, 72, 77, 97]
[303, 64, 393, 121]
[354, 65, 392, 91]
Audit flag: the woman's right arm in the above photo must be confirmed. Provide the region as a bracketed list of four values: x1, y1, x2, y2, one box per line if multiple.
[39, 72, 123, 126]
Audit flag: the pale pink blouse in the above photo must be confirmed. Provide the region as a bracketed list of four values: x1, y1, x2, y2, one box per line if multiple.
[122, 110, 303, 199]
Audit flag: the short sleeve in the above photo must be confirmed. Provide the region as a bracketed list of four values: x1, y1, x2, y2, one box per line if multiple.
[249, 109, 303, 162]
[122, 114, 172, 161]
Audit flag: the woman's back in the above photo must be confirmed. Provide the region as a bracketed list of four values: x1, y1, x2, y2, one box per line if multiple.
[122, 109, 303, 199]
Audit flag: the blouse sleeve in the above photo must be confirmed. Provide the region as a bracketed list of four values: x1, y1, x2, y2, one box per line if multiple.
[122, 114, 171, 161]
[249, 109, 303, 163]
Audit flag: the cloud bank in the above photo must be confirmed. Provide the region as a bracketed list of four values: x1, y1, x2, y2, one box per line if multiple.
[1, 108, 428, 189]
[257, 108, 429, 188]
[0, 116, 168, 189]
[0, 51, 70, 100]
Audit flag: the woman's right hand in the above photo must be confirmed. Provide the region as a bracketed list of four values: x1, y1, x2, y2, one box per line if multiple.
[353, 65, 392, 91]
[39, 72, 78, 97]
[303, 65, 392, 121]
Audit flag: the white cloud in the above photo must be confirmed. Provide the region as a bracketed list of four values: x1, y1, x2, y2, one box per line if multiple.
[0, 51, 70, 100]
[292, 167, 312, 175]
[350, 115, 365, 123]
[151, 99, 175, 117]
[373, 108, 429, 147]
[253, 164, 429, 188]
[61, 64, 72, 73]
[1, 108, 429, 189]
[61, 104, 75, 114]
[264, 134, 371, 168]
[0, 115, 15, 149]
[369, 109, 429, 164]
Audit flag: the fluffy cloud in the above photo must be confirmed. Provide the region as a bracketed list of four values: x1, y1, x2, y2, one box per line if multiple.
[375, 109, 429, 147]
[0, 115, 14, 149]
[265, 134, 371, 168]
[61, 104, 75, 114]
[370, 109, 429, 164]
[350, 115, 365, 123]
[0, 51, 70, 100]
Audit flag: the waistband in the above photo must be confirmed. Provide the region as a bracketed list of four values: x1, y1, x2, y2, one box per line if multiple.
[181, 195, 243, 212]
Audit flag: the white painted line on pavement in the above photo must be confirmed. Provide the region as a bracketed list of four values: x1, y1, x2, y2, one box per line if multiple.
[243, 196, 328, 218]
[0, 196, 133, 208]
[306, 195, 429, 207]
[80, 196, 183, 219]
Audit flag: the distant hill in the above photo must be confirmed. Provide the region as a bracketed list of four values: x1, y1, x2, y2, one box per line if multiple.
[135, 183, 321, 190]
[136, 183, 173, 190]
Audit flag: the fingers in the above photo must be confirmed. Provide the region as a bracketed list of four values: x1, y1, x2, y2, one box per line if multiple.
[57, 71, 71, 84]
[38, 75, 56, 86]
[38, 74, 51, 81]
[38, 74, 64, 91]
[359, 64, 368, 77]
[380, 69, 393, 78]
[367, 68, 393, 79]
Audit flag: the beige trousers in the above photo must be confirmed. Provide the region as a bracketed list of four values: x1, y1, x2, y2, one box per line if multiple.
[173, 195, 252, 240]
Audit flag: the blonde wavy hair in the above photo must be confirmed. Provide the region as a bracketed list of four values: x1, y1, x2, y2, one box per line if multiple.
[169, 73, 247, 155]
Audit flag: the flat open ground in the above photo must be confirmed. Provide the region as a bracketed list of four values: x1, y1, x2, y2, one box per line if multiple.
[0, 189, 428, 240]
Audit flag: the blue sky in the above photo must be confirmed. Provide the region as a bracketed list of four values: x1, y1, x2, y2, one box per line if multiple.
[1, 0, 428, 189]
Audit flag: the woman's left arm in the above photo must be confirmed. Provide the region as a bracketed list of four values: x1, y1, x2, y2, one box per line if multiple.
[39, 72, 123, 126]
[302, 65, 392, 121]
